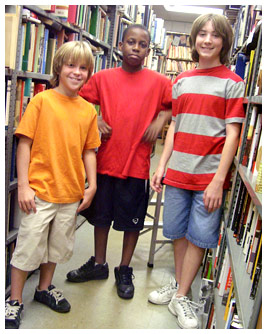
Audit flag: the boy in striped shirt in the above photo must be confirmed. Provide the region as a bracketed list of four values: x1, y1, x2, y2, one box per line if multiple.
[148, 13, 245, 329]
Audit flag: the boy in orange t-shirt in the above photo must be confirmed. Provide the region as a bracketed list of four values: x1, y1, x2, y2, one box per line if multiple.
[5, 41, 100, 329]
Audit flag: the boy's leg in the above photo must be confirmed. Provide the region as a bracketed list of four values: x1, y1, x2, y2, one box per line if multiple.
[119, 230, 139, 267]
[173, 237, 188, 284]
[38, 262, 57, 290]
[10, 266, 28, 303]
[6, 266, 26, 329]
[176, 241, 205, 296]
[94, 226, 110, 264]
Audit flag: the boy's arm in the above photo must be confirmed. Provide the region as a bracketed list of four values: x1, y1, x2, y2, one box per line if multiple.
[151, 120, 175, 193]
[77, 149, 97, 213]
[16, 135, 36, 214]
[142, 110, 172, 143]
[203, 123, 241, 213]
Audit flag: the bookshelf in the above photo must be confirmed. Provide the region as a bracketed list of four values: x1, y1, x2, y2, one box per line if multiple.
[5, 4, 156, 300]
[209, 6, 262, 329]
[164, 32, 194, 82]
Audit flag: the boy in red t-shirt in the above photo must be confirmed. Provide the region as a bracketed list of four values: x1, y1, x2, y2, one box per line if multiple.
[67, 24, 172, 299]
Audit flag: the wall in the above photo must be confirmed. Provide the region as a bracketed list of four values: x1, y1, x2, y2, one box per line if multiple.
[164, 20, 192, 34]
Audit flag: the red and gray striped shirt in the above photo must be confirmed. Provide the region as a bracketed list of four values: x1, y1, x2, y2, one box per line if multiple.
[164, 65, 245, 191]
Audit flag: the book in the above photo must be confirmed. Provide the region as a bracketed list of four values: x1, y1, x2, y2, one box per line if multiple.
[224, 298, 237, 329]
[89, 5, 99, 37]
[22, 21, 31, 71]
[242, 106, 258, 166]
[5, 79, 12, 127]
[5, 7, 20, 69]
[223, 281, 234, 321]
[67, 5, 77, 24]
[217, 248, 230, 297]
[247, 113, 262, 173]
[249, 241, 262, 299]
[243, 208, 259, 262]
[241, 202, 255, 249]
[236, 194, 251, 245]
[246, 217, 261, 274]
[235, 52, 247, 79]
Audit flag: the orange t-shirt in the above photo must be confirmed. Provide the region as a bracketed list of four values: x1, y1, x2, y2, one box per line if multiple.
[15, 89, 101, 203]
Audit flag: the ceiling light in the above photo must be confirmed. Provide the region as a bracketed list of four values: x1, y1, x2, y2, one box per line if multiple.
[164, 5, 224, 15]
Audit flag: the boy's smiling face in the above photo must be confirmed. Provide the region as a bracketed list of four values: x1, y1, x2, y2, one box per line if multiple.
[195, 20, 223, 68]
[119, 27, 150, 72]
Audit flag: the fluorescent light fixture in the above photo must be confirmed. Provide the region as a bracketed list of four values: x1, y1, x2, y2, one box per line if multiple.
[164, 5, 224, 15]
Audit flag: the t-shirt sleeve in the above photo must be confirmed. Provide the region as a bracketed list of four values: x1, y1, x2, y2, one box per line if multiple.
[160, 77, 172, 110]
[84, 106, 101, 150]
[79, 73, 100, 105]
[225, 80, 245, 124]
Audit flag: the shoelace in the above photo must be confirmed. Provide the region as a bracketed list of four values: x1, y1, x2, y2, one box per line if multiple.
[156, 282, 175, 294]
[156, 278, 177, 294]
[5, 303, 21, 319]
[48, 288, 65, 304]
[177, 296, 205, 318]
[121, 272, 135, 284]
[80, 259, 94, 271]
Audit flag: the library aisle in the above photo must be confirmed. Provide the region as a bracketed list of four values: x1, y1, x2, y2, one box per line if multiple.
[18, 141, 202, 329]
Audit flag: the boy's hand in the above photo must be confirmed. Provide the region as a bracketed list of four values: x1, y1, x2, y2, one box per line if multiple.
[151, 167, 165, 193]
[203, 179, 223, 213]
[142, 119, 162, 143]
[18, 185, 37, 214]
[77, 186, 97, 213]
[98, 117, 112, 141]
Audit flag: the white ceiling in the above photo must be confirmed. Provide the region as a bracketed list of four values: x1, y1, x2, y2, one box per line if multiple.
[152, 5, 226, 23]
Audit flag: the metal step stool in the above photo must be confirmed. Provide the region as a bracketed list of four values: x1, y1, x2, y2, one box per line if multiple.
[141, 188, 172, 268]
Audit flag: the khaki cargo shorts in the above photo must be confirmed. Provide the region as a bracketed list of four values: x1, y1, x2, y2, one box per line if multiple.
[11, 196, 79, 271]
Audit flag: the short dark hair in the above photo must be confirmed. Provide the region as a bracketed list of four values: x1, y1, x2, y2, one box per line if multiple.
[190, 14, 233, 65]
[122, 24, 151, 45]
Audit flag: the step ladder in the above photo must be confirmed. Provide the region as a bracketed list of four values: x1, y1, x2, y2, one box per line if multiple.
[141, 188, 172, 268]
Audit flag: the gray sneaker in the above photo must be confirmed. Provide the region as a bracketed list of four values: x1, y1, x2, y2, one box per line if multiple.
[168, 294, 202, 329]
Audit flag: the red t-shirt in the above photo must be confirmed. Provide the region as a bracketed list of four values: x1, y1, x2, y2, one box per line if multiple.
[79, 67, 172, 179]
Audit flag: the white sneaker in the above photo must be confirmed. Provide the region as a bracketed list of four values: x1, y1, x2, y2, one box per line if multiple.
[148, 276, 177, 304]
[168, 294, 200, 329]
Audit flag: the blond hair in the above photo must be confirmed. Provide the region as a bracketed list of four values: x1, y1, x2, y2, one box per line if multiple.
[189, 14, 233, 65]
[50, 41, 94, 87]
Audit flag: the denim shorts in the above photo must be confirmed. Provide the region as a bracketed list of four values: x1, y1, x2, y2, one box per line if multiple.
[163, 185, 224, 249]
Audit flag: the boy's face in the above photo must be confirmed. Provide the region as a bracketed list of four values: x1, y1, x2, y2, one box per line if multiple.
[195, 20, 223, 66]
[58, 61, 89, 97]
[119, 27, 150, 72]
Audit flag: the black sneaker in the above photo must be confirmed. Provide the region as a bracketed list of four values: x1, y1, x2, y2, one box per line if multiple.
[114, 266, 135, 299]
[34, 285, 70, 313]
[66, 256, 109, 282]
[5, 300, 24, 329]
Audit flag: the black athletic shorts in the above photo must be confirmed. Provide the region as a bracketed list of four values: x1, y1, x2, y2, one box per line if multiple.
[79, 174, 150, 231]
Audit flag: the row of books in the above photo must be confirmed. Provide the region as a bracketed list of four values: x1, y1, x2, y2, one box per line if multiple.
[70, 6, 111, 43]
[239, 106, 262, 193]
[167, 45, 191, 60]
[163, 33, 190, 55]
[232, 23, 262, 98]
[166, 59, 195, 73]
[5, 78, 47, 129]
[232, 5, 262, 51]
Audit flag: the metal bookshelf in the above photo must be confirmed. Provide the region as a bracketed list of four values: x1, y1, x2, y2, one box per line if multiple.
[215, 20, 262, 329]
